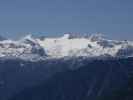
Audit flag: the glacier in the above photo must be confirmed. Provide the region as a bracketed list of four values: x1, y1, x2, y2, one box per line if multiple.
[0, 33, 133, 60]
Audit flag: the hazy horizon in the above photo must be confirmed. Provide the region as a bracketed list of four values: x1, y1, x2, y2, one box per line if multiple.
[0, 0, 133, 40]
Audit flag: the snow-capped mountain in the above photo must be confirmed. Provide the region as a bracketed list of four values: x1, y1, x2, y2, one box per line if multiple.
[0, 35, 46, 61]
[37, 33, 133, 58]
[0, 33, 132, 100]
[0, 33, 133, 60]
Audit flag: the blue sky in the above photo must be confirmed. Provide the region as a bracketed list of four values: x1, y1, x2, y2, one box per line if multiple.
[0, 0, 133, 40]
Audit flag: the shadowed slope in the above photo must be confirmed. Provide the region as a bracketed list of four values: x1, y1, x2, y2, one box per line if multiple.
[10, 58, 131, 100]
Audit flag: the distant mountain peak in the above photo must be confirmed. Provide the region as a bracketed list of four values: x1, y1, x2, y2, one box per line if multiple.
[0, 33, 132, 60]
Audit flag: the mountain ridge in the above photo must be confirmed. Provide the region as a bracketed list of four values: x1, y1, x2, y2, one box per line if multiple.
[0, 33, 132, 60]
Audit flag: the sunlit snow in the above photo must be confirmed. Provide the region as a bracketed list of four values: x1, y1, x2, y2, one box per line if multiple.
[0, 33, 132, 60]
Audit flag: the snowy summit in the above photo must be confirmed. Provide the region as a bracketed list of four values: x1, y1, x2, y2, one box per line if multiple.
[0, 33, 133, 60]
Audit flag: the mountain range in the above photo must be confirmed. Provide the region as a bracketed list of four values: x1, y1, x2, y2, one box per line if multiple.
[0, 33, 132, 100]
[0, 33, 133, 60]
